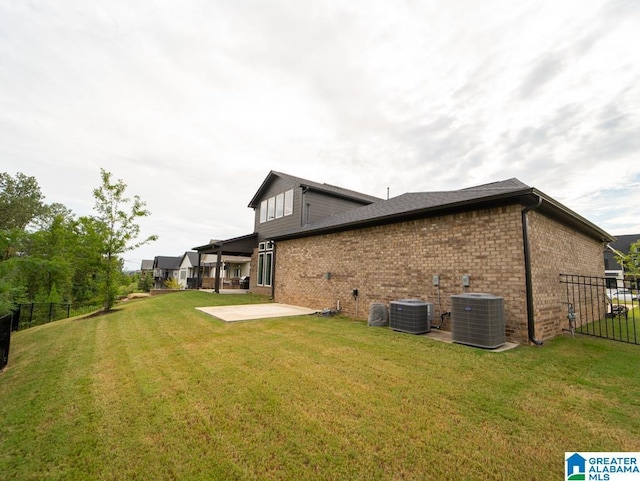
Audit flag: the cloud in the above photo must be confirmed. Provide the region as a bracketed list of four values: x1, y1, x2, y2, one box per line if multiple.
[518, 52, 566, 99]
[1, 0, 639, 269]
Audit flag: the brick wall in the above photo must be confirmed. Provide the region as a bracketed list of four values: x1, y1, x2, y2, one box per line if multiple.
[274, 205, 531, 344]
[528, 210, 605, 340]
[272, 204, 606, 344]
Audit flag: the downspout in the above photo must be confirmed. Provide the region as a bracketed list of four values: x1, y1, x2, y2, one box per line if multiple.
[300, 186, 309, 226]
[522, 195, 544, 346]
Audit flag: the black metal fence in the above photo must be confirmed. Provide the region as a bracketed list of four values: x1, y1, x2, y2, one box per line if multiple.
[13, 302, 102, 331]
[560, 274, 639, 345]
[1, 312, 13, 369]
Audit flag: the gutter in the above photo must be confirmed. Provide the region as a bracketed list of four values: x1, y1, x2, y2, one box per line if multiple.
[522, 195, 544, 346]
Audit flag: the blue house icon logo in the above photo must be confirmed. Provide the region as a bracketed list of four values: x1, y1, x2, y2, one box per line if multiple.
[566, 453, 586, 480]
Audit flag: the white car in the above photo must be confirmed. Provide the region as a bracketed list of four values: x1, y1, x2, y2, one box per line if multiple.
[607, 288, 638, 302]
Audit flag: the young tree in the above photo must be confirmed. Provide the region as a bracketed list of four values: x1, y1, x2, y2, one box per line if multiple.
[87, 169, 157, 310]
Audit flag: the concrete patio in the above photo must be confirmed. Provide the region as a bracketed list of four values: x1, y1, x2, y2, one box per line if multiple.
[196, 303, 318, 322]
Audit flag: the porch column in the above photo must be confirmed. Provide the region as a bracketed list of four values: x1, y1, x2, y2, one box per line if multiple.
[214, 248, 222, 294]
[196, 252, 201, 289]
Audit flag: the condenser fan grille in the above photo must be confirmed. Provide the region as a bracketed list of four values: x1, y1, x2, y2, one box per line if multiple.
[389, 299, 433, 334]
[450, 293, 505, 348]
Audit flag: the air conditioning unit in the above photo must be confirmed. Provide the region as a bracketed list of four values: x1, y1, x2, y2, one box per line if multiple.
[389, 299, 433, 334]
[450, 293, 505, 348]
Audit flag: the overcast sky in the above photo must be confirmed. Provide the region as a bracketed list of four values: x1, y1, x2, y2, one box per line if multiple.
[1, 0, 639, 270]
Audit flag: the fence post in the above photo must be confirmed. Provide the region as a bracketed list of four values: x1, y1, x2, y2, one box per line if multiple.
[0, 313, 11, 369]
[67, 303, 71, 319]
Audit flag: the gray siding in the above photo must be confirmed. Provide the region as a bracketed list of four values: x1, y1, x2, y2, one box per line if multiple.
[252, 178, 376, 243]
[303, 190, 369, 225]
[253, 177, 300, 242]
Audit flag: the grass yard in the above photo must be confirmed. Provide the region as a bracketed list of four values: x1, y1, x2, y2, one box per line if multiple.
[1, 291, 639, 480]
[578, 305, 640, 344]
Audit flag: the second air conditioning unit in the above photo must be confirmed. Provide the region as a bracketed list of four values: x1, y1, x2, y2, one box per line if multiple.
[389, 299, 433, 334]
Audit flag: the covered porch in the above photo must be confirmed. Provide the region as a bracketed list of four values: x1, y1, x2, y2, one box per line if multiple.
[192, 233, 257, 294]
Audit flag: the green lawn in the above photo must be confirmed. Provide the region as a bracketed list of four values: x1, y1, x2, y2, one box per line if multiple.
[1, 291, 639, 480]
[577, 305, 640, 343]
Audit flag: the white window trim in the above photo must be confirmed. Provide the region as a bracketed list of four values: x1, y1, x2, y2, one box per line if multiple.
[257, 242, 274, 287]
[284, 189, 293, 216]
[275, 193, 284, 219]
[259, 189, 294, 223]
[267, 197, 275, 221]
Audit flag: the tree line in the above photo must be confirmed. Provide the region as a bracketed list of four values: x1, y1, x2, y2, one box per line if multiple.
[0, 169, 156, 316]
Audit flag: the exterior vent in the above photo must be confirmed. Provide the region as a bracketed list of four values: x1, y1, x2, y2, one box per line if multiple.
[450, 293, 505, 348]
[389, 299, 433, 334]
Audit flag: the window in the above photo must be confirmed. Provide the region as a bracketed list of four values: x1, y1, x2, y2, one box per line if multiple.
[275, 193, 284, 218]
[267, 197, 275, 221]
[180, 268, 186, 280]
[259, 189, 294, 223]
[257, 241, 274, 287]
[264, 252, 273, 286]
[284, 189, 293, 216]
[260, 200, 268, 223]
[257, 254, 264, 285]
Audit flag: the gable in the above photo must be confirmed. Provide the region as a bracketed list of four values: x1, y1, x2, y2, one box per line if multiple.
[248, 171, 382, 241]
[179, 251, 199, 269]
[140, 259, 154, 271]
[248, 170, 381, 208]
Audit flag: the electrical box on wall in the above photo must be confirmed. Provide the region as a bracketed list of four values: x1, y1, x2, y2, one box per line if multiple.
[432, 275, 440, 286]
[462, 275, 470, 287]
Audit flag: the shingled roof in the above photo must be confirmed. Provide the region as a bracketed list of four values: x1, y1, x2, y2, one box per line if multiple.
[272, 178, 612, 242]
[153, 256, 182, 270]
[248, 170, 382, 208]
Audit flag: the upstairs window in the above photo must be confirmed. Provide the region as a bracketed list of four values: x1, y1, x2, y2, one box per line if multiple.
[259, 189, 294, 223]
[267, 197, 275, 221]
[284, 189, 293, 216]
[260, 200, 267, 223]
[275, 193, 284, 218]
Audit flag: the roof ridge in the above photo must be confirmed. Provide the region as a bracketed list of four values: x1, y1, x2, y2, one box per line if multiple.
[460, 178, 530, 191]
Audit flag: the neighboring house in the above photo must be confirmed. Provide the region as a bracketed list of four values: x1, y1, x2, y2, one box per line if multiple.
[604, 234, 640, 289]
[177, 252, 200, 289]
[198, 171, 612, 344]
[140, 259, 154, 278]
[152, 256, 182, 289]
[178, 251, 250, 289]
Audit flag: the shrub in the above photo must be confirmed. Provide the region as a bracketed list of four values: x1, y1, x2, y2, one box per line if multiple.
[163, 278, 181, 290]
